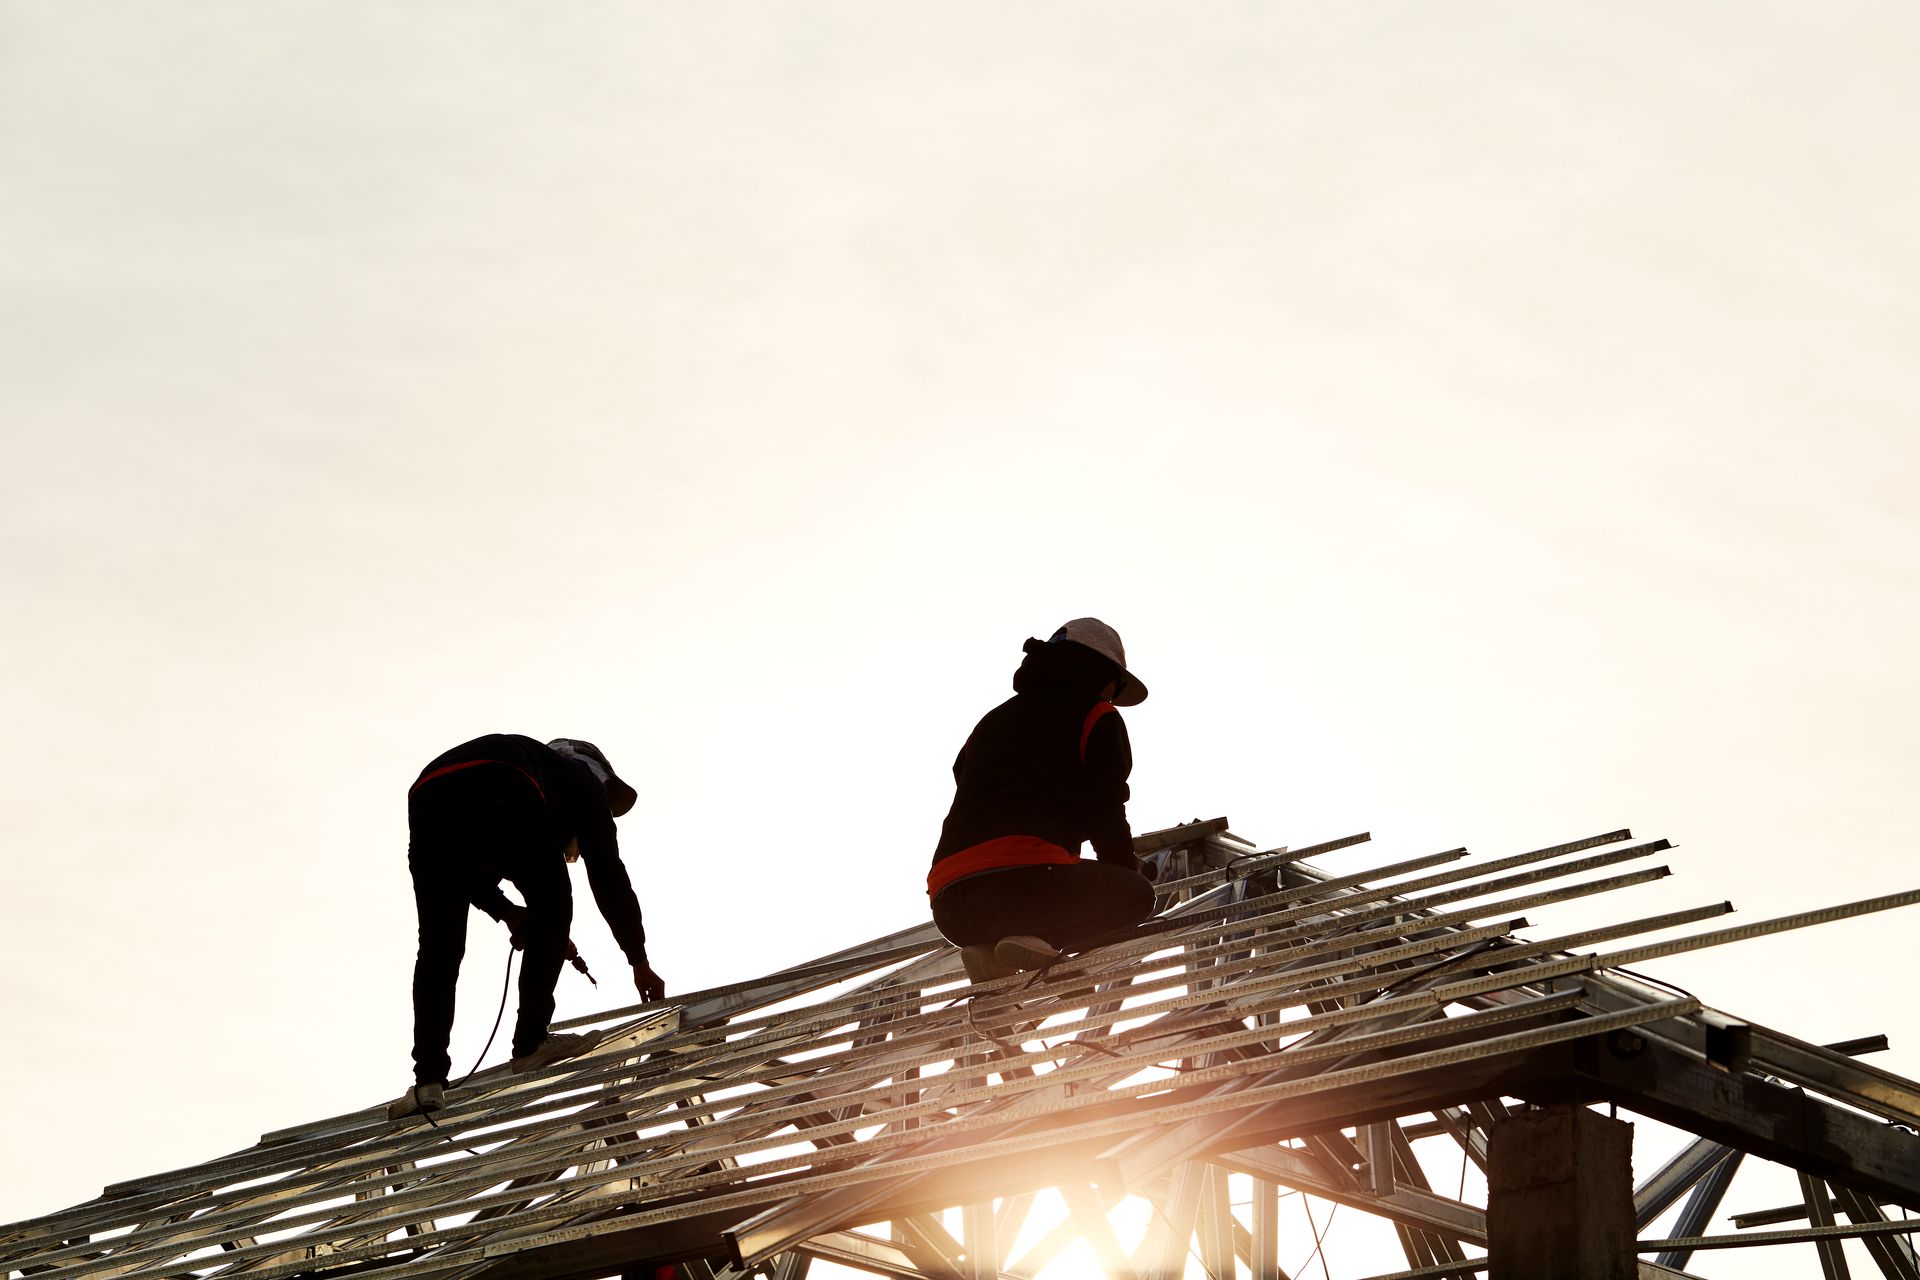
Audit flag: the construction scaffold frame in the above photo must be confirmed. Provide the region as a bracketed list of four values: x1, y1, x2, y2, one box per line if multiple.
[9, 819, 1920, 1280]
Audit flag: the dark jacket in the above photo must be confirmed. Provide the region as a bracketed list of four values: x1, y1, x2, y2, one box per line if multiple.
[931, 642, 1137, 880]
[413, 733, 648, 965]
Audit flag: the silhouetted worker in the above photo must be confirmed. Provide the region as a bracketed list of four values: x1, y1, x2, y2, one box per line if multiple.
[928, 619, 1157, 982]
[391, 734, 666, 1119]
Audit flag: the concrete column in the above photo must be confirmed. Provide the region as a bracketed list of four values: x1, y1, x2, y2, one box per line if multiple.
[1487, 1104, 1636, 1280]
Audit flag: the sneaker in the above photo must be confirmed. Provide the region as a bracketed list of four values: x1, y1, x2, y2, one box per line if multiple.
[509, 1031, 598, 1074]
[387, 1082, 445, 1120]
[959, 944, 1018, 983]
[993, 935, 1062, 972]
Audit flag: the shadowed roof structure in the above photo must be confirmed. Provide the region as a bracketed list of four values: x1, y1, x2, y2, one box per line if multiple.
[8, 819, 1920, 1280]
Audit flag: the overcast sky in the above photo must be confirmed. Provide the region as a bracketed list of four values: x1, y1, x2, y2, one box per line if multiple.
[3, 4, 1918, 1276]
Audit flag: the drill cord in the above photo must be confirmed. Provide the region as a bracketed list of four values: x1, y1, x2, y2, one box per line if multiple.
[418, 938, 593, 1147]
[421, 944, 515, 1152]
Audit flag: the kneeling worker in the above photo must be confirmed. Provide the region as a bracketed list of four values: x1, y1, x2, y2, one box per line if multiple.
[928, 619, 1157, 982]
[393, 734, 666, 1118]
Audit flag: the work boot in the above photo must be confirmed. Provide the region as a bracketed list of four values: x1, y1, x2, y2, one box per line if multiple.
[959, 944, 1018, 983]
[509, 1031, 597, 1074]
[993, 935, 1062, 972]
[387, 1081, 445, 1121]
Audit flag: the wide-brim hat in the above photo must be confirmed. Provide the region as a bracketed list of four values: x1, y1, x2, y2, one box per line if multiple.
[547, 738, 638, 817]
[1050, 617, 1148, 706]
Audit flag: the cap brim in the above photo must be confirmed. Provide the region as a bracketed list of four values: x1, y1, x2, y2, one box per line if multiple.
[606, 776, 638, 817]
[1112, 672, 1148, 706]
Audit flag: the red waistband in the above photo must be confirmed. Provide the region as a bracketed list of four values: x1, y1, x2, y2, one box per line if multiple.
[409, 758, 545, 801]
[927, 835, 1076, 897]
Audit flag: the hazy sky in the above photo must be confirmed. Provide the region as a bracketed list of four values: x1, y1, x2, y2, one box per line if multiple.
[4, 4, 1918, 1276]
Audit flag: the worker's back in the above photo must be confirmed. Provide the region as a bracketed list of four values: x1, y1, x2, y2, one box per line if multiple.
[932, 640, 1132, 867]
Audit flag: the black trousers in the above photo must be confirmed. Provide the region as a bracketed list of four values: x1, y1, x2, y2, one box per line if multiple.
[407, 769, 572, 1085]
[931, 860, 1156, 953]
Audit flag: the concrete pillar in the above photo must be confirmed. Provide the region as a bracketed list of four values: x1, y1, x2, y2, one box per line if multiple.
[1487, 1104, 1636, 1280]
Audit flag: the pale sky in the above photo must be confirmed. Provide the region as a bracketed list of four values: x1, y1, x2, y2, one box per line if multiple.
[3, 4, 1918, 1277]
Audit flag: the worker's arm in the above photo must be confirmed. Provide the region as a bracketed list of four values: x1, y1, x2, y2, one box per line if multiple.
[581, 848, 664, 998]
[581, 846, 649, 963]
[566, 766, 651, 968]
[1081, 710, 1137, 867]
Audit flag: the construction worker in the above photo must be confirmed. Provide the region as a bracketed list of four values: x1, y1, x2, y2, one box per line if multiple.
[392, 734, 666, 1119]
[928, 619, 1157, 982]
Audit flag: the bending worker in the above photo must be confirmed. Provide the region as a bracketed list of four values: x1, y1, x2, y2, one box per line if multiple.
[928, 618, 1157, 982]
[393, 734, 666, 1119]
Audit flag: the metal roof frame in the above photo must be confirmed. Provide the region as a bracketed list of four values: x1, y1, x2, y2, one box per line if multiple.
[8, 819, 1920, 1280]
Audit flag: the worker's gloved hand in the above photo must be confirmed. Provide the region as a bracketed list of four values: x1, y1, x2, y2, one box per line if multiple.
[500, 903, 530, 948]
[633, 963, 667, 1002]
[1137, 857, 1159, 882]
